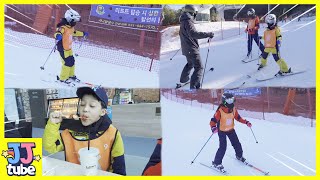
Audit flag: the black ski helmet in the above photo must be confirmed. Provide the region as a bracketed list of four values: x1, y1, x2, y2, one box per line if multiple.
[221, 93, 235, 109]
[184, 5, 198, 18]
[247, 8, 255, 17]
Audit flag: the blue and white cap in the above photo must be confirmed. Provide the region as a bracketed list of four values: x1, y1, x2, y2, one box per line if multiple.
[76, 86, 108, 108]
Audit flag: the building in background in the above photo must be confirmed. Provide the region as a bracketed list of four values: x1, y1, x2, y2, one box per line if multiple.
[4, 88, 161, 137]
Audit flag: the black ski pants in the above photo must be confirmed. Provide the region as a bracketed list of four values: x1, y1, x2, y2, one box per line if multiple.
[213, 129, 243, 165]
[247, 33, 265, 55]
[180, 52, 203, 89]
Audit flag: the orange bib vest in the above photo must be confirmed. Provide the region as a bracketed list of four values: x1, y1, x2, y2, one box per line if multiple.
[264, 29, 277, 48]
[247, 17, 258, 35]
[218, 108, 235, 132]
[61, 26, 74, 50]
[248, 18, 256, 29]
[61, 125, 117, 171]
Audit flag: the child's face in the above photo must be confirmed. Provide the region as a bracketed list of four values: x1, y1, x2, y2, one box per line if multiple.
[78, 94, 106, 126]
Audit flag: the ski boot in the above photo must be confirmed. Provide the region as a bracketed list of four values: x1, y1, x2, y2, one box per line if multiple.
[257, 64, 265, 70]
[56, 76, 74, 86]
[213, 164, 225, 170]
[175, 81, 190, 89]
[236, 156, 247, 163]
[246, 52, 252, 59]
[57, 76, 72, 84]
[212, 162, 227, 174]
[61, 79, 73, 85]
[276, 67, 292, 76]
[69, 75, 81, 83]
[176, 83, 182, 89]
[190, 83, 201, 90]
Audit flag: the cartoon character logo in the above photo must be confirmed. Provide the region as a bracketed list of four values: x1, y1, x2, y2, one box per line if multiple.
[96, 5, 105, 15]
[2, 143, 41, 176]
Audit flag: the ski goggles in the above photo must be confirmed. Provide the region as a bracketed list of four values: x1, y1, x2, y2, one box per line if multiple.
[247, 11, 254, 16]
[225, 97, 235, 104]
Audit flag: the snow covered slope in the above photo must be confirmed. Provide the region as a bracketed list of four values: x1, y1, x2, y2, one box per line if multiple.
[5, 29, 159, 88]
[160, 19, 315, 89]
[161, 97, 316, 176]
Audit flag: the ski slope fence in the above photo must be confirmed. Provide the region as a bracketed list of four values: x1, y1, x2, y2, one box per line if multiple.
[161, 87, 315, 126]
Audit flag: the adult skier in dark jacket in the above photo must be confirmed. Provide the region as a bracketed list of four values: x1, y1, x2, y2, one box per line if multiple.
[179, 5, 214, 89]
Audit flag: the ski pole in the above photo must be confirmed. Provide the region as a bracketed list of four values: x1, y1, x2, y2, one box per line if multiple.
[191, 133, 214, 164]
[200, 38, 212, 88]
[276, 45, 285, 74]
[170, 48, 181, 60]
[79, 36, 87, 49]
[250, 35, 253, 59]
[75, 36, 87, 57]
[250, 127, 258, 143]
[277, 43, 281, 59]
[257, 35, 260, 57]
[258, 36, 261, 65]
[246, 31, 249, 57]
[40, 44, 57, 70]
[249, 34, 253, 59]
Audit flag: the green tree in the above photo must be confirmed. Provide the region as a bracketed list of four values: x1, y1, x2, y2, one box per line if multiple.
[162, 5, 178, 26]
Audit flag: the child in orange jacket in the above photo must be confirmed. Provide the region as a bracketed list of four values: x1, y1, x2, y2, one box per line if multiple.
[245, 8, 265, 57]
[54, 9, 88, 84]
[257, 14, 291, 75]
[209, 93, 252, 172]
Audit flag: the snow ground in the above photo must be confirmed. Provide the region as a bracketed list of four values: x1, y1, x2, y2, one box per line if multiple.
[5, 28, 159, 88]
[160, 19, 315, 89]
[161, 97, 316, 176]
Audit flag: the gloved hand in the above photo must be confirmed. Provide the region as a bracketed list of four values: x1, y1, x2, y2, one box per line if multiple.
[49, 111, 63, 124]
[277, 40, 281, 47]
[83, 32, 89, 37]
[208, 32, 214, 38]
[211, 126, 218, 134]
[246, 121, 252, 127]
[55, 34, 62, 41]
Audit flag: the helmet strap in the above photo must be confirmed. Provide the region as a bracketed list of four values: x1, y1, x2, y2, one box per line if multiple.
[268, 23, 275, 29]
[69, 20, 76, 27]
